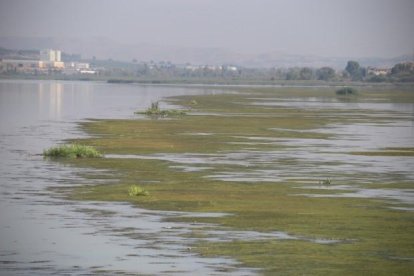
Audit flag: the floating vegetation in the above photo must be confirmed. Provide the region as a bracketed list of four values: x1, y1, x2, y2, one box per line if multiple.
[135, 102, 187, 117]
[43, 144, 102, 158]
[336, 87, 357, 95]
[128, 185, 149, 197]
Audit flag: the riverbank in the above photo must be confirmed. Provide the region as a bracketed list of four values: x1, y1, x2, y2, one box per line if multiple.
[65, 85, 414, 274]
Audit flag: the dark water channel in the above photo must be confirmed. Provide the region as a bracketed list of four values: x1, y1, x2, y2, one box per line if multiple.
[0, 80, 255, 275]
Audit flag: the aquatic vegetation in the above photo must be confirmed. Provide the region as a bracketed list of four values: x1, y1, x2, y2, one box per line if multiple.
[70, 87, 414, 275]
[336, 87, 357, 95]
[128, 185, 149, 196]
[319, 178, 332, 185]
[43, 144, 102, 158]
[135, 101, 187, 117]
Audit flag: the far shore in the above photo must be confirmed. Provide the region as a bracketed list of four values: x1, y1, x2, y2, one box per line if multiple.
[1, 75, 413, 88]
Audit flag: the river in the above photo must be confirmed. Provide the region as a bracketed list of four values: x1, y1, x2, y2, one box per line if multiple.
[0, 80, 254, 275]
[1, 80, 413, 275]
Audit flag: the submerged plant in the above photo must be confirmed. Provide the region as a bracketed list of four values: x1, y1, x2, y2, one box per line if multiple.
[43, 144, 102, 158]
[135, 101, 187, 117]
[128, 185, 149, 196]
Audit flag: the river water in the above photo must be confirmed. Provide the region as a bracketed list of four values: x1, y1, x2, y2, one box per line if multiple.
[0, 80, 256, 275]
[1, 80, 413, 275]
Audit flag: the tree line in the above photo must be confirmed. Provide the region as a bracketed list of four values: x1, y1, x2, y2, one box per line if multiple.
[96, 59, 414, 83]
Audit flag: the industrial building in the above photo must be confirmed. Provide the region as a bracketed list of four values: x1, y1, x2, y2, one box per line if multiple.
[0, 49, 65, 73]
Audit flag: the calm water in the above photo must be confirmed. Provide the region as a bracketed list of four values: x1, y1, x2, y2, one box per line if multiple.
[1, 80, 413, 274]
[0, 80, 255, 275]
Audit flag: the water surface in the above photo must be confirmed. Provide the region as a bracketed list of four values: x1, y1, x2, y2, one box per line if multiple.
[0, 80, 254, 275]
[1, 81, 413, 274]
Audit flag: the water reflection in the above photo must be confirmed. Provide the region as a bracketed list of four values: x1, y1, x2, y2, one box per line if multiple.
[38, 82, 64, 120]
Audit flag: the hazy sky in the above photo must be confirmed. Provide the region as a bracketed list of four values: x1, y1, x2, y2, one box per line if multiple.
[0, 0, 413, 57]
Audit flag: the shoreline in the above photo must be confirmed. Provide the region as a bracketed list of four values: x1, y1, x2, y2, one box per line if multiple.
[1, 75, 413, 88]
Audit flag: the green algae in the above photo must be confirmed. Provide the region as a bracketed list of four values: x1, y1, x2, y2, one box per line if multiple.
[66, 86, 414, 275]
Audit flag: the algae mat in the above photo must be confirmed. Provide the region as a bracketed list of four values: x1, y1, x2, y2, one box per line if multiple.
[70, 86, 414, 275]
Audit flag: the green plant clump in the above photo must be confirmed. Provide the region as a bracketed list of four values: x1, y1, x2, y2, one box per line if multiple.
[128, 185, 149, 196]
[336, 87, 357, 95]
[319, 178, 332, 185]
[43, 144, 102, 158]
[135, 102, 187, 117]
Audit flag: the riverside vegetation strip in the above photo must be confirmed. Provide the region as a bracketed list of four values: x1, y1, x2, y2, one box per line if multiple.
[65, 86, 413, 275]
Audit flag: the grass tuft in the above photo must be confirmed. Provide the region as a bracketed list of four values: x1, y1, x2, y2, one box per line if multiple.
[319, 178, 332, 185]
[128, 185, 149, 196]
[135, 101, 187, 117]
[336, 87, 357, 95]
[43, 144, 102, 158]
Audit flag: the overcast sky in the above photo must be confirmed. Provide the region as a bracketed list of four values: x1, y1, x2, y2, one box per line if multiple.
[0, 0, 413, 58]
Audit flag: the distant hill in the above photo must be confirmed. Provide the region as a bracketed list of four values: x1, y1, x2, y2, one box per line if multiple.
[0, 46, 40, 60]
[0, 36, 412, 69]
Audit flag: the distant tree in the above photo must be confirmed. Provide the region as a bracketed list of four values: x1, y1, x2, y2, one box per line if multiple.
[345, 60, 364, 81]
[299, 67, 314, 80]
[360, 67, 367, 78]
[345, 60, 359, 74]
[391, 62, 414, 75]
[270, 68, 285, 80]
[390, 62, 414, 82]
[316, 67, 336, 81]
[91, 56, 97, 66]
[367, 75, 387, 82]
[286, 67, 301, 80]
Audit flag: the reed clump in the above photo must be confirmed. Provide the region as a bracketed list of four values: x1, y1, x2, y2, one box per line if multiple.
[128, 185, 149, 196]
[43, 144, 102, 158]
[135, 102, 187, 117]
[336, 87, 357, 95]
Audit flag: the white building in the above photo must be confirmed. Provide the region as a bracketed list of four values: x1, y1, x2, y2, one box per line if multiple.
[0, 59, 45, 73]
[40, 49, 61, 62]
[71, 62, 90, 70]
[0, 49, 66, 73]
[367, 67, 390, 76]
[64, 62, 97, 75]
[39, 49, 64, 69]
